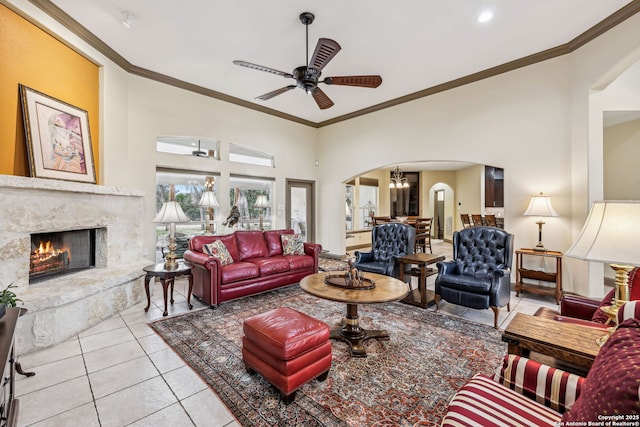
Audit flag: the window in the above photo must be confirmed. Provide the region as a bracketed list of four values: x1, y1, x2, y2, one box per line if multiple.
[157, 136, 220, 159]
[359, 185, 378, 229]
[229, 143, 274, 167]
[228, 175, 275, 230]
[155, 169, 219, 261]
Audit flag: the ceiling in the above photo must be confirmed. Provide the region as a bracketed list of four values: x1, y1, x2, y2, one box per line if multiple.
[34, 1, 639, 127]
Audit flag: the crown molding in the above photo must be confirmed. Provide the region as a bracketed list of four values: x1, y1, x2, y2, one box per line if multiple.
[22, 0, 640, 128]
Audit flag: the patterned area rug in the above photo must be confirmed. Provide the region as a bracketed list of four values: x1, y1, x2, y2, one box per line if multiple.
[151, 286, 505, 427]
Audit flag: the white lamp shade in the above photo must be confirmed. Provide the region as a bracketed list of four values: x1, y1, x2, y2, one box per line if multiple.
[565, 200, 640, 266]
[523, 194, 558, 217]
[254, 195, 270, 208]
[153, 201, 190, 223]
[198, 191, 219, 208]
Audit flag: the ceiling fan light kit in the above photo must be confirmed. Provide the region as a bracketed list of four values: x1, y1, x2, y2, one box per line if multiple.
[233, 11, 382, 110]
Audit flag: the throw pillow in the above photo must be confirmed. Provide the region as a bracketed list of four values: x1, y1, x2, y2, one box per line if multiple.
[203, 240, 234, 266]
[281, 234, 304, 255]
[561, 318, 640, 421]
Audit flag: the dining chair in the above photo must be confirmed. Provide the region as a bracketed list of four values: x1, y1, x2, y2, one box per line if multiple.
[372, 216, 391, 226]
[471, 214, 485, 227]
[460, 214, 473, 229]
[414, 218, 432, 253]
[484, 214, 497, 227]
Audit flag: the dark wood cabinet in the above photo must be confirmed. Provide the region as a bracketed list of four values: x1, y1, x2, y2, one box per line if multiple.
[0, 308, 19, 427]
[485, 166, 504, 208]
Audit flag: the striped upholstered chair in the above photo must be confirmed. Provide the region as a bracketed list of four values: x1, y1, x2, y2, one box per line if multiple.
[441, 301, 640, 426]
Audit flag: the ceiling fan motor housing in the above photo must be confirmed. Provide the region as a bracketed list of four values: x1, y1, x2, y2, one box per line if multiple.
[294, 66, 320, 94]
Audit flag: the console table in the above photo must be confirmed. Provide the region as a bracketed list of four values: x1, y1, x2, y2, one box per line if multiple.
[515, 248, 563, 304]
[0, 308, 20, 427]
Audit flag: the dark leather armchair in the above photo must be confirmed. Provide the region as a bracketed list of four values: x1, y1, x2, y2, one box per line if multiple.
[354, 223, 416, 277]
[435, 226, 514, 328]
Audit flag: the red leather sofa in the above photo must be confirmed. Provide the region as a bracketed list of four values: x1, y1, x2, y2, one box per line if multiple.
[184, 229, 321, 307]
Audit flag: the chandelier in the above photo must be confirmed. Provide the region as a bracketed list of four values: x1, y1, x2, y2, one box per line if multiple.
[389, 165, 410, 189]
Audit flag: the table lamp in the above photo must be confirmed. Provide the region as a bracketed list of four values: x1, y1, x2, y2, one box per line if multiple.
[254, 195, 270, 230]
[523, 192, 558, 251]
[566, 200, 640, 308]
[198, 176, 219, 235]
[153, 185, 190, 270]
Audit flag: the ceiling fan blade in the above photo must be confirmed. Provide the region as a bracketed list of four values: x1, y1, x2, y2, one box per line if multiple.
[256, 85, 297, 101]
[324, 75, 383, 88]
[233, 60, 293, 78]
[309, 38, 341, 71]
[311, 87, 334, 110]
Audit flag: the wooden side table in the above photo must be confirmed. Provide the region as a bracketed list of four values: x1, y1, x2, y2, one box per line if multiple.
[397, 253, 445, 308]
[515, 248, 563, 304]
[144, 261, 193, 316]
[503, 313, 602, 375]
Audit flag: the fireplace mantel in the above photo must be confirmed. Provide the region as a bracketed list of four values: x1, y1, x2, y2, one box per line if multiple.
[0, 174, 149, 354]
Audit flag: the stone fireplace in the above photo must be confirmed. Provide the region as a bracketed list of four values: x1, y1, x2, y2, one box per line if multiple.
[0, 175, 149, 354]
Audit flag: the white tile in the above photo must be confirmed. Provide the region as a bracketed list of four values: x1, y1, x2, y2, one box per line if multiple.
[129, 322, 156, 339]
[79, 326, 136, 353]
[163, 365, 208, 400]
[28, 402, 100, 427]
[121, 306, 165, 325]
[15, 355, 86, 397]
[138, 333, 170, 354]
[83, 340, 146, 373]
[18, 376, 93, 426]
[128, 402, 195, 427]
[181, 389, 236, 427]
[95, 376, 177, 427]
[79, 315, 127, 337]
[17, 339, 81, 368]
[89, 356, 159, 399]
[148, 348, 186, 373]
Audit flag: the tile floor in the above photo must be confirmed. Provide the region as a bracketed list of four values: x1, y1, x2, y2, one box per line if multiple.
[15, 241, 560, 427]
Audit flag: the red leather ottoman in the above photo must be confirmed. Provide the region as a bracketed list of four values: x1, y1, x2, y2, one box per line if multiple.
[242, 307, 332, 403]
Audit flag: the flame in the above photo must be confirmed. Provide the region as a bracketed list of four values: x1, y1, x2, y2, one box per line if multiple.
[31, 240, 70, 261]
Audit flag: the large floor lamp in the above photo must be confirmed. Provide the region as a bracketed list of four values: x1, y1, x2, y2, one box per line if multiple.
[153, 185, 190, 270]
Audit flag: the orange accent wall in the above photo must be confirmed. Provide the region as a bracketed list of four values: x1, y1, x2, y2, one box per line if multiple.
[0, 5, 100, 181]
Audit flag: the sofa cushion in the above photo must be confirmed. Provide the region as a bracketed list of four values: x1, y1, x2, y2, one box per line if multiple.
[618, 301, 640, 324]
[202, 240, 234, 266]
[441, 374, 561, 427]
[236, 231, 269, 260]
[190, 234, 240, 262]
[220, 262, 260, 284]
[561, 318, 640, 422]
[248, 257, 290, 276]
[281, 233, 304, 255]
[265, 229, 293, 256]
[287, 254, 314, 271]
[493, 354, 583, 413]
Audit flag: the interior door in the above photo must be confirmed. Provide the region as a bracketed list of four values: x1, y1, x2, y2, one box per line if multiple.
[286, 179, 315, 242]
[434, 189, 445, 239]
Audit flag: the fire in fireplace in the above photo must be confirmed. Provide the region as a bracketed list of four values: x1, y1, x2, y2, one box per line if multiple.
[30, 229, 96, 283]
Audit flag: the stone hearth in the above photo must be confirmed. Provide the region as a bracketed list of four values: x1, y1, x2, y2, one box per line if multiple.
[0, 175, 149, 354]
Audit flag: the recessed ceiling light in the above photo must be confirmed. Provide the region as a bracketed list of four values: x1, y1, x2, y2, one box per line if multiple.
[478, 10, 494, 23]
[121, 11, 134, 29]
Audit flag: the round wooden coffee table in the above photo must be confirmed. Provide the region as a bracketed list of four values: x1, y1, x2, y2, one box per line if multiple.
[300, 272, 409, 357]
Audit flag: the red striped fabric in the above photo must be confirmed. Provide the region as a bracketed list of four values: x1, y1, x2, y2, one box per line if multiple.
[442, 374, 562, 427]
[493, 354, 583, 413]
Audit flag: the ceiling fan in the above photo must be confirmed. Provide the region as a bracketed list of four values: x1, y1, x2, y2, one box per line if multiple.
[233, 12, 382, 110]
[192, 140, 207, 157]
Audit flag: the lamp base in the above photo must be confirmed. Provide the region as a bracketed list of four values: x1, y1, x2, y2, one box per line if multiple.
[610, 264, 633, 307]
[163, 257, 179, 271]
[532, 244, 546, 252]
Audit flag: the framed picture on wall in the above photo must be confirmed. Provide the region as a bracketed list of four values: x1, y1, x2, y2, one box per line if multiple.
[19, 84, 96, 184]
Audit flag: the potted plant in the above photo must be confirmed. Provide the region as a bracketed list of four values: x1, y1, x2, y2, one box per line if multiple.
[0, 283, 22, 307]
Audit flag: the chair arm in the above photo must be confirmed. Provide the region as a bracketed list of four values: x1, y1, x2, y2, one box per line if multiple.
[560, 294, 601, 320]
[354, 250, 374, 264]
[493, 354, 584, 413]
[436, 260, 458, 275]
